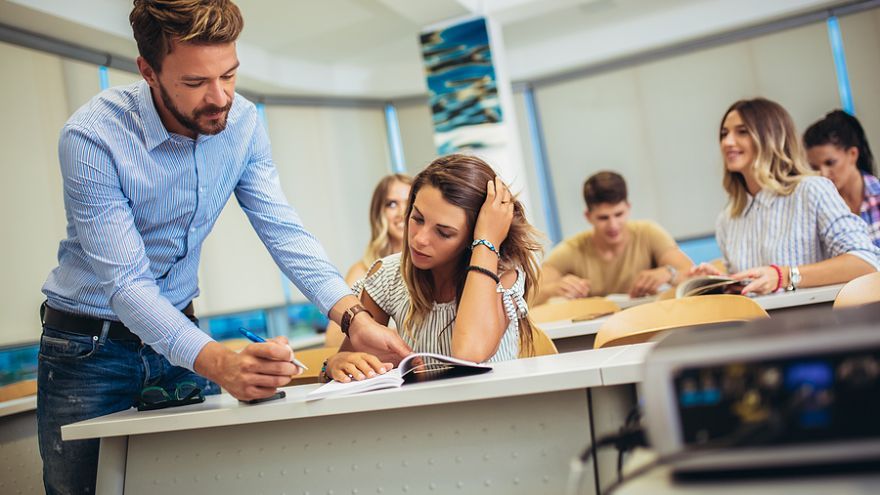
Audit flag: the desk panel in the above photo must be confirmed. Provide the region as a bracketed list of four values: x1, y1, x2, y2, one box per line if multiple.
[123, 391, 592, 495]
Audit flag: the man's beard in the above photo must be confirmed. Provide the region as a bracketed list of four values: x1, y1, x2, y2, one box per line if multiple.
[158, 82, 232, 136]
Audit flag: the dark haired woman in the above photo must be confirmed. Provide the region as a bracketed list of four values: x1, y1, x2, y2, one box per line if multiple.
[804, 110, 880, 247]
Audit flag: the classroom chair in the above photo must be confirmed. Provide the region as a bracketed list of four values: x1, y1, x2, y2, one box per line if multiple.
[593, 294, 768, 349]
[529, 297, 621, 324]
[519, 326, 559, 357]
[833, 272, 880, 309]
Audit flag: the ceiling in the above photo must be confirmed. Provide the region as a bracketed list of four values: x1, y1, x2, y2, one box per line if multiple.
[0, 0, 850, 98]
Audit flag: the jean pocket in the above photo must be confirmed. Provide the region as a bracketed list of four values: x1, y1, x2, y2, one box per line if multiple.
[39, 328, 98, 361]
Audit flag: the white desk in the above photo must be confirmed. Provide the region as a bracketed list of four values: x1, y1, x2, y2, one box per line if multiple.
[0, 395, 37, 418]
[64, 348, 640, 495]
[752, 284, 843, 312]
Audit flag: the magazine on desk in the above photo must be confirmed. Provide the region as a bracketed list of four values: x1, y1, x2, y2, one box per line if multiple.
[675, 276, 750, 298]
[306, 352, 493, 401]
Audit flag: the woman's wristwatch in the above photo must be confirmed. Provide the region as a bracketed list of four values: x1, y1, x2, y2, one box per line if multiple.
[786, 265, 801, 291]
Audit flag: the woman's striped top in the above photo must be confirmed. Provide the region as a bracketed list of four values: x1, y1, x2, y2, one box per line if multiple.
[716, 176, 880, 273]
[352, 253, 527, 363]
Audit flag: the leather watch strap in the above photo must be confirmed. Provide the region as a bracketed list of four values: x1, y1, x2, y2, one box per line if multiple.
[341, 304, 372, 336]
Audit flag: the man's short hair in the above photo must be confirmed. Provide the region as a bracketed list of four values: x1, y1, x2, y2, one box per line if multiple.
[582, 171, 628, 209]
[130, 0, 244, 73]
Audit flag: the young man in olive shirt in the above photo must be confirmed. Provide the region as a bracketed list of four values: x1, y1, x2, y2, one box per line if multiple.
[536, 171, 693, 303]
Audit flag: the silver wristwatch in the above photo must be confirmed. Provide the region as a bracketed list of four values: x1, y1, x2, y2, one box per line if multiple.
[786, 265, 801, 291]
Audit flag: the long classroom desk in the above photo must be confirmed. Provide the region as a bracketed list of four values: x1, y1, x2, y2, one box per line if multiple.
[62, 347, 650, 495]
[541, 284, 844, 352]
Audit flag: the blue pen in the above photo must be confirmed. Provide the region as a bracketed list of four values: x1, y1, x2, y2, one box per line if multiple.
[238, 328, 309, 370]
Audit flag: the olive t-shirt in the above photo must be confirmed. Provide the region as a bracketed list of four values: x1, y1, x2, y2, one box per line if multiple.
[543, 220, 677, 296]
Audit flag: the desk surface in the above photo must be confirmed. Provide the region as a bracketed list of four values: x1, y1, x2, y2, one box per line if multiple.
[0, 395, 37, 418]
[63, 345, 646, 441]
[752, 283, 843, 311]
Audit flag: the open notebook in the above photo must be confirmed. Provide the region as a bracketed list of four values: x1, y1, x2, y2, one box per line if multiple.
[306, 352, 492, 401]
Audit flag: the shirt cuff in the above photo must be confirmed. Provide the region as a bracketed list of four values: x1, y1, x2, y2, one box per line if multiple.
[169, 326, 216, 371]
[311, 277, 356, 316]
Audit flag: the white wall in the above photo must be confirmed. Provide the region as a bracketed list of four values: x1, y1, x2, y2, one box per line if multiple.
[0, 42, 69, 345]
[534, 19, 841, 240]
[841, 8, 880, 161]
[196, 104, 392, 313]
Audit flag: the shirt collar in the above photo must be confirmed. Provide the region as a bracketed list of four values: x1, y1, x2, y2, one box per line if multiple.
[137, 80, 172, 151]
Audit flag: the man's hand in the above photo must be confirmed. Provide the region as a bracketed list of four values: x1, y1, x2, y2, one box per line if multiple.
[194, 339, 300, 401]
[549, 274, 591, 300]
[629, 267, 672, 297]
[347, 315, 412, 365]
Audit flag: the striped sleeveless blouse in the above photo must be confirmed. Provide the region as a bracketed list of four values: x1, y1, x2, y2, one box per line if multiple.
[352, 253, 527, 363]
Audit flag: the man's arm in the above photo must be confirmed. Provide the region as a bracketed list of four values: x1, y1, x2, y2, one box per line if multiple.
[535, 264, 591, 304]
[232, 113, 411, 362]
[60, 125, 295, 400]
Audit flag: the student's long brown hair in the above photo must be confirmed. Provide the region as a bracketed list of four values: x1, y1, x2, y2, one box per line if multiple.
[399, 154, 544, 356]
[361, 174, 413, 267]
[720, 98, 814, 217]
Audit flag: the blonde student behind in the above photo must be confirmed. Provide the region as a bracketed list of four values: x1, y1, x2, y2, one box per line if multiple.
[689, 97, 879, 294]
[322, 154, 545, 382]
[804, 110, 880, 247]
[535, 171, 693, 303]
[325, 174, 412, 347]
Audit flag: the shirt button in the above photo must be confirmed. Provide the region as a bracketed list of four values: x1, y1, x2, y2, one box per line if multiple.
[190, 227, 196, 233]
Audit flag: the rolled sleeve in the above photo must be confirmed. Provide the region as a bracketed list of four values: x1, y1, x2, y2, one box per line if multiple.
[811, 178, 880, 270]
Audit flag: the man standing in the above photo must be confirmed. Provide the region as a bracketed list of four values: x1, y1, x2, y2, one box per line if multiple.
[536, 171, 693, 303]
[37, 1, 410, 493]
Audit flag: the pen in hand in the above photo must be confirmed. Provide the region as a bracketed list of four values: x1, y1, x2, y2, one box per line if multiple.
[238, 328, 309, 371]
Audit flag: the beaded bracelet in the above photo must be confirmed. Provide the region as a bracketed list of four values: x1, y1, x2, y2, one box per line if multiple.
[769, 264, 783, 292]
[320, 359, 331, 383]
[470, 239, 501, 258]
[466, 265, 500, 284]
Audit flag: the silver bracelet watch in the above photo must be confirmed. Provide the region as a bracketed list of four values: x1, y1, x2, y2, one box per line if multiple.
[786, 265, 801, 291]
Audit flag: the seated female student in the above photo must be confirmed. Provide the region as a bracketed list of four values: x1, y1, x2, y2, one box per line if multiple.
[803, 110, 880, 247]
[325, 174, 412, 347]
[689, 97, 880, 295]
[322, 154, 544, 382]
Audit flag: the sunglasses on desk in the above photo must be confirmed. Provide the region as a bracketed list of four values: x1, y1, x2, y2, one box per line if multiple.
[137, 380, 205, 411]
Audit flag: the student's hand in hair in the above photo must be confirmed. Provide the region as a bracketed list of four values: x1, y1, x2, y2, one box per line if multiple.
[325, 351, 393, 383]
[474, 176, 515, 248]
[629, 267, 672, 298]
[551, 274, 591, 299]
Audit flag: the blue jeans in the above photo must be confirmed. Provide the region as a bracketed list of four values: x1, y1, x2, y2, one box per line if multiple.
[37, 324, 219, 495]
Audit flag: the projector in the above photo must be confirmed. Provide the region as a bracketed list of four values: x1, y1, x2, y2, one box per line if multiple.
[641, 302, 880, 474]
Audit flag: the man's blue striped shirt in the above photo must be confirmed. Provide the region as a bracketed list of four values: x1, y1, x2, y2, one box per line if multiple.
[43, 80, 351, 370]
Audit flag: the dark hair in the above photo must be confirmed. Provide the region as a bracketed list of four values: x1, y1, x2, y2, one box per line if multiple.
[130, 0, 244, 73]
[803, 110, 876, 176]
[582, 171, 628, 209]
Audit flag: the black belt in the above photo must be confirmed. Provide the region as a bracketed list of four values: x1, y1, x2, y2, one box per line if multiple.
[41, 302, 196, 342]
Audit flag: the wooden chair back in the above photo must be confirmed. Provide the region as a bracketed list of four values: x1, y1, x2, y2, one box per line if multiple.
[594, 294, 768, 349]
[519, 326, 558, 358]
[833, 272, 880, 309]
